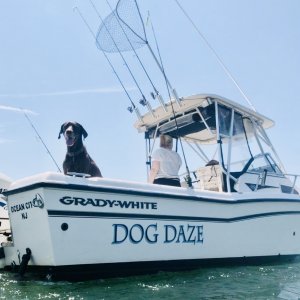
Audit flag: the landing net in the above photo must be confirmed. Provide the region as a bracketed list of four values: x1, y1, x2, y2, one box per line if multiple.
[96, 0, 147, 53]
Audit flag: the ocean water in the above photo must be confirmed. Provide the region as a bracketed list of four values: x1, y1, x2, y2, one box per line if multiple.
[1, 261, 300, 300]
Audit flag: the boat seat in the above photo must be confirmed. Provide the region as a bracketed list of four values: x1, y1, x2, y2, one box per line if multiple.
[195, 164, 223, 192]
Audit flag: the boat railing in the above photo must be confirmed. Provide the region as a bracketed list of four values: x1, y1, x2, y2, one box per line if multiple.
[254, 171, 300, 194]
[180, 168, 300, 195]
[281, 173, 300, 194]
[254, 170, 268, 192]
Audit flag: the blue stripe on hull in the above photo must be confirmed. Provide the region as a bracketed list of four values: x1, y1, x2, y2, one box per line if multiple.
[47, 210, 300, 223]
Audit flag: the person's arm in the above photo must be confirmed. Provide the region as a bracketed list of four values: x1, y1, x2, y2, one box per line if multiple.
[148, 160, 160, 183]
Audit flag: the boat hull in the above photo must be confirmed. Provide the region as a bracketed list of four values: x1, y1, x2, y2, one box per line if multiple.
[3, 172, 300, 280]
[4, 255, 298, 281]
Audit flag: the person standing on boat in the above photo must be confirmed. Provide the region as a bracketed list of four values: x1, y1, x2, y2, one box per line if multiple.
[148, 134, 182, 187]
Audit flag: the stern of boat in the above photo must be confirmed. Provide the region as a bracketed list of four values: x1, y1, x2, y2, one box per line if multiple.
[2, 183, 56, 272]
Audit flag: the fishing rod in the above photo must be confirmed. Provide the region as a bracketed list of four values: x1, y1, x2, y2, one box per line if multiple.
[99, 0, 179, 106]
[102, 0, 167, 112]
[88, 1, 154, 117]
[148, 14, 172, 108]
[131, 0, 181, 107]
[174, 0, 256, 112]
[23, 109, 62, 172]
[146, 13, 193, 187]
[74, 6, 142, 122]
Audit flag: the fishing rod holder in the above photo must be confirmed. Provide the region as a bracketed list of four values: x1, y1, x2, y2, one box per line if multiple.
[172, 89, 182, 107]
[150, 92, 167, 112]
[139, 98, 155, 117]
[127, 105, 143, 123]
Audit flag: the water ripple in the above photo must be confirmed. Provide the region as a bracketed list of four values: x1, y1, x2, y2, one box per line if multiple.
[1, 261, 300, 299]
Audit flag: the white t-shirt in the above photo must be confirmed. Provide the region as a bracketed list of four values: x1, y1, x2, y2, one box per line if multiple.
[152, 148, 182, 179]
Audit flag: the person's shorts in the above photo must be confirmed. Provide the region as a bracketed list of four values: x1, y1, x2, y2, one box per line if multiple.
[153, 177, 181, 187]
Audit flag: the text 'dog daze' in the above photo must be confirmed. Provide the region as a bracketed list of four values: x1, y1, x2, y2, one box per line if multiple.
[112, 223, 204, 245]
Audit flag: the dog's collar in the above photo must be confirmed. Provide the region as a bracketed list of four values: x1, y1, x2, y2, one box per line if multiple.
[67, 147, 85, 157]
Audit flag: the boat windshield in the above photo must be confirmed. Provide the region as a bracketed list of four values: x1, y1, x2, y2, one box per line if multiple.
[218, 105, 244, 137]
[247, 153, 283, 174]
[218, 104, 283, 176]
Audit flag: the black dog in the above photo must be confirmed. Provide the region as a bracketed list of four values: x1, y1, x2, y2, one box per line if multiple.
[58, 122, 102, 177]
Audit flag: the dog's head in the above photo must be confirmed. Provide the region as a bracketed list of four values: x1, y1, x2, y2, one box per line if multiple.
[58, 122, 88, 147]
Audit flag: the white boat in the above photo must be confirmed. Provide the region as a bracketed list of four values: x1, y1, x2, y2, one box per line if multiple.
[1, 0, 299, 281]
[1, 93, 300, 280]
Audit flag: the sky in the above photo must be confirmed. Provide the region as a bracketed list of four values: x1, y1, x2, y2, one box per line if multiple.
[0, 0, 299, 183]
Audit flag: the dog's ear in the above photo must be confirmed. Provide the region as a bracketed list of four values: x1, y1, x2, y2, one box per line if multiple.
[58, 122, 68, 139]
[79, 124, 88, 140]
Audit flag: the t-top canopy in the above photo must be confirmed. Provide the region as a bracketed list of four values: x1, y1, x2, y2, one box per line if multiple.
[134, 94, 274, 144]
